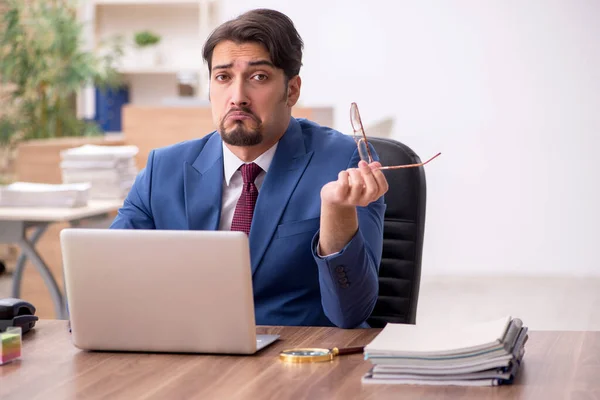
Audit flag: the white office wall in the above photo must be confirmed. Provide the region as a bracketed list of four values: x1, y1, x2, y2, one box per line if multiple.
[219, 0, 600, 276]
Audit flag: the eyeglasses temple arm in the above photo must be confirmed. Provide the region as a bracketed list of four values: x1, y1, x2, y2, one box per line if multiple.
[376, 152, 442, 170]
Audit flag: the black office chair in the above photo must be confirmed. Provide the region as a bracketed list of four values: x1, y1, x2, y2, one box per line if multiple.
[366, 137, 427, 328]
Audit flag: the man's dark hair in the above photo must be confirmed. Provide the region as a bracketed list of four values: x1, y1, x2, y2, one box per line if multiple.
[202, 9, 304, 81]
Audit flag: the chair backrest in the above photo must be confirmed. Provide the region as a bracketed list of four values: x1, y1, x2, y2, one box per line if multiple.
[366, 137, 427, 328]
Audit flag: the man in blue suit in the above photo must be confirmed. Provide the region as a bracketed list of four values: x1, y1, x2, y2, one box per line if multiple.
[110, 9, 389, 328]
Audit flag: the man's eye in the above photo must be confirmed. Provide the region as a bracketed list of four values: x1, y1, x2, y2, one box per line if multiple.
[215, 75, 229, 82]
[253, 74, 268, 81]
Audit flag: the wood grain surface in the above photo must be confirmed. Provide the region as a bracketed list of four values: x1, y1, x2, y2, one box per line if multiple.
[1, 321, 599, 400]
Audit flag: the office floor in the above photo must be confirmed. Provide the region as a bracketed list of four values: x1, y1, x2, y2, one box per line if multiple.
[1, 270, 599, 330]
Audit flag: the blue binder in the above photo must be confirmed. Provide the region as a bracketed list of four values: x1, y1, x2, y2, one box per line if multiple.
[94, 86, 130, 133]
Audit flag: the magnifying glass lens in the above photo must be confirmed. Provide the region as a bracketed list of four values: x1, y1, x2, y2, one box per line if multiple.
[279, 348, 334, 363]
[282, 349, 330, 357]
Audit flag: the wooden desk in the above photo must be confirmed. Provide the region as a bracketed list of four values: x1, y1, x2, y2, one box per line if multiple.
[1, 321, 599, 400]
[0, 201, 123, 319]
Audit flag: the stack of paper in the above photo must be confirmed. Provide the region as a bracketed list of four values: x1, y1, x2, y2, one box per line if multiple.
[0, 182, 90, 208]
[60, 145, 139, 200]
[362, 316, 528, 387]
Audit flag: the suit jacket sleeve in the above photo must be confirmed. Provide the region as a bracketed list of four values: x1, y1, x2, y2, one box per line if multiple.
[311, 148, 386, 329]
[110, 150, 156, 229]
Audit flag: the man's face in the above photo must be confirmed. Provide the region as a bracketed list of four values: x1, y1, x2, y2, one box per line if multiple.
[209, 41, 300, 148]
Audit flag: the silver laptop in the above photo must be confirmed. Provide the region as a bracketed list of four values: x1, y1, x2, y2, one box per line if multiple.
[60, 228, 279, 354]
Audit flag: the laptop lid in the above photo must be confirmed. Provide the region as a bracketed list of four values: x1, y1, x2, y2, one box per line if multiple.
[60, 228, 271, 354]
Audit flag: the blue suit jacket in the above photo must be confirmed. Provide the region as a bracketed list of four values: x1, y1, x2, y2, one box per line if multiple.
[110, 117, 386, 328]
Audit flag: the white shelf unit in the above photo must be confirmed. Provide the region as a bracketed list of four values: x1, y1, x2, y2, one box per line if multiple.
[78, 0, 220, 118]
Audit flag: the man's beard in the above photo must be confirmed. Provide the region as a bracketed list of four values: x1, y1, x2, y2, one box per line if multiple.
[218, 108, 263, 146]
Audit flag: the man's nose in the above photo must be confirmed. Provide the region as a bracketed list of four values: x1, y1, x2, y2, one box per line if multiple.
[230, 80, 250, 107]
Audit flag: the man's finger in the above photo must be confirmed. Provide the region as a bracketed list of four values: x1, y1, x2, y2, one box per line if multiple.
[371, 167, 389, 198]
[369, 161, 382, 170]
[359, 161, 379, 203]
[346, 168, 366, 204]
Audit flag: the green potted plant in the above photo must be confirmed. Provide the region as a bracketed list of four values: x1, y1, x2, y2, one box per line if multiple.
[134, 30, 162, 66]
[0, 0, 124, 183]
[0, 117, 19, 185]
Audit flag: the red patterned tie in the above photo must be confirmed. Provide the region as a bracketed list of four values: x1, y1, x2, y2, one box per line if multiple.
[231, 162, 262, 235]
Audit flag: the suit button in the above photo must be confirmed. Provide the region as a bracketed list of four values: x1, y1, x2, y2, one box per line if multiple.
[335, 266, 344, 273]
[339, 277, 348, 284]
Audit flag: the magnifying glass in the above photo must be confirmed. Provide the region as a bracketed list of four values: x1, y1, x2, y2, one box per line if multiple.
[279, 346, 364, 363]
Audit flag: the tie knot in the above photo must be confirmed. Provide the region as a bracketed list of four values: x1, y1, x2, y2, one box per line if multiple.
[240, 162, 262, 184]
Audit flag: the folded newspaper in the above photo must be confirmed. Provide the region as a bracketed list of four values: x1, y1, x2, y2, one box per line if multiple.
[362, 316, 528, 387]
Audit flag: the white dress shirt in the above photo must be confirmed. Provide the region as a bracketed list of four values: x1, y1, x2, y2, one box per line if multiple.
[218, 142, 278, 231]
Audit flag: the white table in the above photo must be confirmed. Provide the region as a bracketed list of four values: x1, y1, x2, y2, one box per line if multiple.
[0, 200, 123, 319]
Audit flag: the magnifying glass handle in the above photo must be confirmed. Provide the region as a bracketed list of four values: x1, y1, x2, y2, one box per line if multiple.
[334, 346, 364, 356]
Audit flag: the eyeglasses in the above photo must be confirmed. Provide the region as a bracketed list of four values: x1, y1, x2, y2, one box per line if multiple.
[350, 102, 441, 170]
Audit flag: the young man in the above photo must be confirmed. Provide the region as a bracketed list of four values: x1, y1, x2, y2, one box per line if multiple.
[110, 9, 389, 328]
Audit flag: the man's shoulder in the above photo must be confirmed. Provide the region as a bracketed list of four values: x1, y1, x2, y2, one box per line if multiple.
[295, 118, 356, 151]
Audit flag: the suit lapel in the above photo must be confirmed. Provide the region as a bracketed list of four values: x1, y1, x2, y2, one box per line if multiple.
[250, 118, 313, 275]
[184, 133, 224, 231]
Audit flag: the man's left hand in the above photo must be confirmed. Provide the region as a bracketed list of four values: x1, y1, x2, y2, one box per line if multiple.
[320, 160, 389, 208]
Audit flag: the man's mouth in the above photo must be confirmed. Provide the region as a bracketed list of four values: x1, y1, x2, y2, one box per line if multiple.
[227, 111, 255, 122]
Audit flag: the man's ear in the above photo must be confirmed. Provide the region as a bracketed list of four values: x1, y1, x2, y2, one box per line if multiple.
[286, 75, 301, 107]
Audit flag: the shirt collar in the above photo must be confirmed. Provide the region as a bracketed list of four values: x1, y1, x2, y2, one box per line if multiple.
[222, 141, 278, 186]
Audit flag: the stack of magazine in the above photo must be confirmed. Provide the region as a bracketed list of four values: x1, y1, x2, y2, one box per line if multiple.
[60, 145, 139, 200]
[362, 316, 528, 387]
